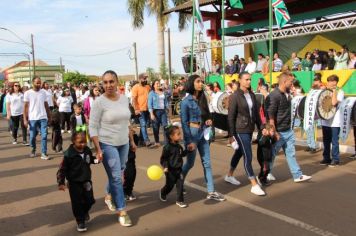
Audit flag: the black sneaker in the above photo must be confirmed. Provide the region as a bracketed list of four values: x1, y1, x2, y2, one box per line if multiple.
[77, 222, 87, 232]
[159, 190, 167, 202]
[328, 160, 340, 168]
[183, 188, 187, 195]
[349, 154, 356, 159]
[319, 159, 331, 165]
[207, 192, 226, 202]
[125, 194, 137, 201]
[310, 148, 318, 154]
[304, 147, 311, 152]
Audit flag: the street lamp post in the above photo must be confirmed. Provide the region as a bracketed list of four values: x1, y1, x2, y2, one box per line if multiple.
[0, 27, 35, 77]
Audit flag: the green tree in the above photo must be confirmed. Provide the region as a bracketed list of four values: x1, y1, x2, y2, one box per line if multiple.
[63, 71, 92, 85]
[146, 67, 158, 82]
[127, 0, 190, 69]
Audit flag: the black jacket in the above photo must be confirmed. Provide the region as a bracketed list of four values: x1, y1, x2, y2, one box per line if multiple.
[228, 88, 261, 136]
[327, 57, 335, 70]
[257, 131, 276, 162]
[70, 113, 86, 130]
[160, 143, 187, 170]
[57, 145, 95, 185]
[267, 88, 292, 132]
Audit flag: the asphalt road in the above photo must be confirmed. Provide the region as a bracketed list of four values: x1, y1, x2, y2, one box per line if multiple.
[0, 118, 355, 236]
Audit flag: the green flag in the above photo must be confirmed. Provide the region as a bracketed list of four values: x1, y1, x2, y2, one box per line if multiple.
[194, 0, 204, 30]
[229, 0, 243, 9]
[272, 0, 290, 28]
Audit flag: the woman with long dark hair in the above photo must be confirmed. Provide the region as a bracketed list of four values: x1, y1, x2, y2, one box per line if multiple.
[148, 79, 168, 146]
[6, 82, 27, 145]
[180, 74, 225, 202]
[56, 89, 73, 133]
[83, 86, 100, 123]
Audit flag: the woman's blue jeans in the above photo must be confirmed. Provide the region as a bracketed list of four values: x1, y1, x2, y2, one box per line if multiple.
[182, 127, 215, 193]
[100, 142, 129, 211]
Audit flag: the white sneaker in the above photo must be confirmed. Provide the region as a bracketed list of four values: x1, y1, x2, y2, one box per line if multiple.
[294, 175, 312, 183]
[251, 185, 266, 196]
[61, 130, 65, 134]
[224, 175, 241, 186]
[41, 153, 51, 160]
[267, 173, 276, 181]
[104, 199, 116, 212]
[68, 130, 71, 134]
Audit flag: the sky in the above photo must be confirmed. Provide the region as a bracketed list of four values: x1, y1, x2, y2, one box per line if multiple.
[0, 0, 243, 76]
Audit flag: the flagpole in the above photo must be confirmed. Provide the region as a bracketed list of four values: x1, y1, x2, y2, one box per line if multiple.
[269, 0, 273, 87]
[221, 0, 226, 87]
[190, 1, 196, 75]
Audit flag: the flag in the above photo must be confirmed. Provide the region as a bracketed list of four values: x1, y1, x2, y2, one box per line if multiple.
[193, 0, 204, 30]
[272, 0, 290, 28]
[229, 0, 243, 9]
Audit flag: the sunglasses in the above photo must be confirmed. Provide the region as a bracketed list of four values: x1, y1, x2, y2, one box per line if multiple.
[75, 125, 87, 132]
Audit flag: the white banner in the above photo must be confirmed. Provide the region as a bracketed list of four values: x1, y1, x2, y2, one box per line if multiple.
[339, 97, 356, 143]
[303, 89, 322, 131]
[291, 95, 304, 128]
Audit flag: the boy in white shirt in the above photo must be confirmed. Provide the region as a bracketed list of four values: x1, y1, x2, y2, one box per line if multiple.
[320, 75, 344, 167]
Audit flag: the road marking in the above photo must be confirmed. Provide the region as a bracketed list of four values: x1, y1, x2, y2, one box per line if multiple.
[137, 165, 338, 236]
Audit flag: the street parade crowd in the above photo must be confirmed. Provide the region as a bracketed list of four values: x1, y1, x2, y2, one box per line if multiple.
[1, 54, 356, 232]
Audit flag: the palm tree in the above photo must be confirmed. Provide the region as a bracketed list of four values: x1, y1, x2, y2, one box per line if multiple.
[127, 0, 190, 70]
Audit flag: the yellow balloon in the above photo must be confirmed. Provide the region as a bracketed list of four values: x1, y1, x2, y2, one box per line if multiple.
[147, 165, 163, 181]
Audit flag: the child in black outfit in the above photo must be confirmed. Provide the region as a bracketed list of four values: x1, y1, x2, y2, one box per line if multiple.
[51, 108, 63, 152]
[70, 104, 86, 133]
[257, 124, 276, 186]
[124, 128, 139, 201]
[57, 131, 98, 232]
[159, 125, 188, 208]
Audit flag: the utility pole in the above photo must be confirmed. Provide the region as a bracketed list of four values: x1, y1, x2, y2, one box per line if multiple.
[60, 57, 63, 72]
[31, 34, 36, 77]
[133, 42, 139, 81]
[167, 28, 172, 87]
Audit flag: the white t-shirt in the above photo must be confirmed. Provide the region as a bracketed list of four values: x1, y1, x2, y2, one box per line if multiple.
[321, 90, 345, 127]
[245, 61, 257, 74]
[24, 89, 48, 121]
[76, 114, 83, 126]
[244, 93, 253, 117]
[7, 93, 24, 116]
[57, 96, 73, 112]
[42, 89, 54, 107]
[83, 90, 90, 100]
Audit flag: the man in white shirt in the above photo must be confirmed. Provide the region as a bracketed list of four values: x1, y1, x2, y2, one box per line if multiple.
[245, 57, 257, 74]
[320, 75, 344, 167]
[23, 76, 52, 160]
[256, 54, 266, 72]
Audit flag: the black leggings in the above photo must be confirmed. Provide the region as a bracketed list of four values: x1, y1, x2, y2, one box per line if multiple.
[161, 169, 184, 202]
[60, 112, 71, 131]
[68, 181, 95, 223]
[123, 150, 136, 196]
[10, 115, 27, 142]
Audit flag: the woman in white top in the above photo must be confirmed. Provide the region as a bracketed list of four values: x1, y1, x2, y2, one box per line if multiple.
[57, 89, 73, 133]
[334, 46, 349, 70]
[89, 70, 133, 227]
[312, 58, 322, 71]
[42, 82, 54, 110]
[6, 82, 27, 144]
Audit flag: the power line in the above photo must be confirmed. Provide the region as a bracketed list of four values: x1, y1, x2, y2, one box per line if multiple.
[36, 44, 131, 57]
[0, 38, 28, 45]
